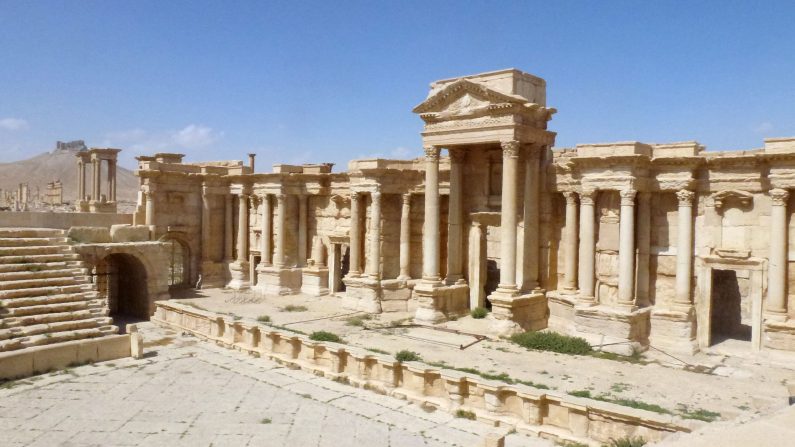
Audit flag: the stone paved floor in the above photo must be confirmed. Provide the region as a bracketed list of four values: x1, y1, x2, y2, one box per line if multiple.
[0, 324, 551, 447]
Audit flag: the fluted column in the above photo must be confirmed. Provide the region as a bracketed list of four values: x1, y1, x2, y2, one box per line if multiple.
[201, 191, 211, 262]
[674, 190, 695, 307]
[236, 194, 248, 263]
[366, 191, 382, 279]
[399, 193, 411, 280]
[618, 189, 637, 306]
[446, 149, 464, 283]
[422, 146, 441, 283]
[578, 189, 596, 301]
[260, 195, 272, 267]
[562, 191, 579, 292]
[144, 191, 155, 226]
[224, 195, 234, 262]
[108, 160, 116, 202]
[349, 193, 362, 275]
[273, 194, 286, 267]
[522, 147, 541, 291]
[768, 188, 789, 316]
[92, 159, 100, 200]
[497, 141, 520, 292]
[298, 194, 308, 267]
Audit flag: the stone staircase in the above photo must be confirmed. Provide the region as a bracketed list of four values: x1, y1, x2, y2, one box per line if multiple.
[0, 228, 117, 352]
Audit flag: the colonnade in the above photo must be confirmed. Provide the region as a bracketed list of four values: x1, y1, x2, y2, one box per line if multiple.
[76, 155, 117, 202]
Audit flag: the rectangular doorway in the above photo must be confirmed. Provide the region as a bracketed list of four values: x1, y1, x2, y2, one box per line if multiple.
[710, 269, 751, 345]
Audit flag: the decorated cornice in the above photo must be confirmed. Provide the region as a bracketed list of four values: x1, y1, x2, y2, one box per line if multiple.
[710, 190, 753, 210]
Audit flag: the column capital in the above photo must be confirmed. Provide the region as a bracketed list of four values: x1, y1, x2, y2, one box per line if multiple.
[580, 189, 597, 205]
[563, 191, 578, 205]
[275, 193, 286, 203]
[401, 193, 411, 205]
[448, 148, 465, 164]
[371, 190, 381, 200]
[771, 188, 789, 206]
[676, 189, 695, 207]
[423, 146, 441, 161]
[501, 140, 520, 159]
[350, 191, 360, 203]
[620, 189, 637, 206]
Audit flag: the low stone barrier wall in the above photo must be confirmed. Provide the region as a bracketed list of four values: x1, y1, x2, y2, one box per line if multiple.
[0, 211, 132, 230]
[153, 301, 694, 445]
[0, 330, 142, 381]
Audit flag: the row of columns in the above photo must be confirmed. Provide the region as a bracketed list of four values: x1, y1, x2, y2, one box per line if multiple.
[562, 188, 695, 309]
[76, 158, 117, 202]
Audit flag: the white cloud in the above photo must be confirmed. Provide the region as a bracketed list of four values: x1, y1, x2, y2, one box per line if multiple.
[172, 124, 219, 148]
[0, 118, 29, 131]
[390, 146, 413, 158]
[753, 122, 774, 134]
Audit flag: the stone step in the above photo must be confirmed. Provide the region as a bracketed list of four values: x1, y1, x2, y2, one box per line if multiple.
[0, 284, 90, 300]
[0, 316, 112, 342]
[0, 291, 99, 309]
[0, 253, 81, 265]
[0, 268, 84, 282]
[0, 228, 65, 239]
[0, 298, 105, 318]
[0, 261, 71, 273]
[0, 277, 83, 292]
[0, 323, 118, 352]
[0, 245, 71, 257]
[1, 307, 108, 329]
[0, 237, 69, 247]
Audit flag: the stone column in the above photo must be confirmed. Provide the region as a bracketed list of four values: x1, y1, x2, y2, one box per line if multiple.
[77, 161, 85, 200]
[92, 159, 100, 200]
[108, 160, 116, 202]
[422, 146, 441, 283]
[201, 191, 211, 262]
[635, 192, 652, 307]
[224, 195, 234, 262]
[522, 147, 541, 291]
[260, 195, 272, 266]
[497, 141, 520, 293]
[399, 193, 411, 280]
[144, 191, 155, 226]
[298, 195, 308, 267]
[446, 149, 464, 284]
[273, 194, 286, 267]
[236, 194, 248, 263]
[618, 189, 637, 306]
[366, 191, 382, 279]
[578, 189, 596, 301]
[768, 188, 789, 316]
[349, 193, 362, 275]
[674, 190, 695, 307]
[562, 191, 579, 292]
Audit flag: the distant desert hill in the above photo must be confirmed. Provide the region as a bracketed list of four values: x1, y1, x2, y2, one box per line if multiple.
[0, 143, 139, 202]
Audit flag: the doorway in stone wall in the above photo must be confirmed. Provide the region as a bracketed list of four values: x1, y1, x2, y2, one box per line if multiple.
[96, 254, 150, 333]
[484, 259, 499, 309]
[710, 269, 752, 345]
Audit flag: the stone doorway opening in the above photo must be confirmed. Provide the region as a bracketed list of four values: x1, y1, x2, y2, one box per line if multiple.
[96, 253, 150, 332]
[164, 238, 189, 290]
[484, 259, 499, 309]
[710, 269, 751, 344]
[329, 243, 350, 294]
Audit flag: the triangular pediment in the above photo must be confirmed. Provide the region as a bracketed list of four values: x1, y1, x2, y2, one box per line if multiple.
[412, 78, 527, 114]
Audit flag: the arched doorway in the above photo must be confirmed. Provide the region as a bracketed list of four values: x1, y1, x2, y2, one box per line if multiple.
[163, 238, 190, 289]
[95, 253, 150, 331]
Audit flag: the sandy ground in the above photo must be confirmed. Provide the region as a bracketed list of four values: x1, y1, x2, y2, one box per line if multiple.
[173, 288, 795, 430]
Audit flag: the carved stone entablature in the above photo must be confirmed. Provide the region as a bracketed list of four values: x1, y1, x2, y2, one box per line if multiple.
[330, 194, 349, 208]
[580, 176, 639, 195]
[709, 190, 754, 211]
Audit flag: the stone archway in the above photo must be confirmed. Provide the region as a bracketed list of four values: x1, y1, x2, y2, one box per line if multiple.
[96, 253, 150, 329]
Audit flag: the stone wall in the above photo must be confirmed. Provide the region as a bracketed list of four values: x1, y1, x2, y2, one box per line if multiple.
[0, 211, 132, 229]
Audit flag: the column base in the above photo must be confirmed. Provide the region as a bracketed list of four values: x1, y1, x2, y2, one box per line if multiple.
[342, 275, 382, 313]
[88, 200, 117, 213]
[200, 261, 229, 289]
[546, 291, 578, 334]
[648, 307, 697, 355]
[763, 318, 795, 351]
[301, 267, 329, 297]
[255, 266, 301, 296]
[487, 290, 547, 337]
[226, 261, 250, 290]
[573, 304, 651, 355]
[413, 282, 469, 325]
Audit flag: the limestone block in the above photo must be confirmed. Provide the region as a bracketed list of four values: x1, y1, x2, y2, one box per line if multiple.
[67, 226, 111, 243]
[0, 349, 34, 380]
[97, 335, 132, 361]
[110, 224, 151, 242]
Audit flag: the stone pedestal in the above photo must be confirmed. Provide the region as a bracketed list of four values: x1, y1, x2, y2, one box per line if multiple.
[227, 260, 250, 290]
[413, 282, 469, 324]
[573, 305, 651, 355]
[257, 266, 301, 296]
[488, 291, 547, 336]
[301, 267, 329, 296]
[343, 276, 382, 313]
[200, 261, 228, 288]
[648, 308, 697, 354]
[89, 200, 117, 213]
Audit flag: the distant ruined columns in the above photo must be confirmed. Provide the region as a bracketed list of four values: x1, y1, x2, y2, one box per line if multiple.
[75, 148, 120, 212]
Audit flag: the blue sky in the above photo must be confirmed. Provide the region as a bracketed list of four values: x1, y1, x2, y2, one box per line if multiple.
[1, 1, 794, 170]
